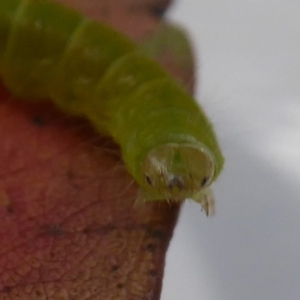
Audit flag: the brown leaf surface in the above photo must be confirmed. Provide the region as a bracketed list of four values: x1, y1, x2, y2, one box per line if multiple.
[0, 0, 195, 299]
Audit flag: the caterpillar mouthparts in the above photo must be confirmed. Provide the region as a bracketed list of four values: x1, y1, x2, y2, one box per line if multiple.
[141, 142, 215, 202]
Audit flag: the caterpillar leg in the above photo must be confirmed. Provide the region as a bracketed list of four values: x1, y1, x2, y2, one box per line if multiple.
[135, 186, 215, 217]
[192, 187, 215, 216]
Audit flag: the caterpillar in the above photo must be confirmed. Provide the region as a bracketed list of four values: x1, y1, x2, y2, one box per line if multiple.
[0, 0, 224, 214]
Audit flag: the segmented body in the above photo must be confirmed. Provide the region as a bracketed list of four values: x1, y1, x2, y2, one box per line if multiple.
[0, 0, 224, 211]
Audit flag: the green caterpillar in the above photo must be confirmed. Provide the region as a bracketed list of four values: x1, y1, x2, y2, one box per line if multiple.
[0, 0, 224, 214]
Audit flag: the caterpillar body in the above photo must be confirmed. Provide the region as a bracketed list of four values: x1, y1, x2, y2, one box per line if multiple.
[0, 0, 224, 213]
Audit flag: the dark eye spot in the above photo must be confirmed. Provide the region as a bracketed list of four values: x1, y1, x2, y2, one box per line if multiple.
[201, 176, 210, 187]
[145, 175, 152, 185]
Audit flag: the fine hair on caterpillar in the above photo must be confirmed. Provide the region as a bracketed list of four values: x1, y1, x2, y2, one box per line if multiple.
[0, 0, 224, 215]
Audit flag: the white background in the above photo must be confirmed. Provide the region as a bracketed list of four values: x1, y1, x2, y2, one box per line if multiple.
[162, 1, 300, 299]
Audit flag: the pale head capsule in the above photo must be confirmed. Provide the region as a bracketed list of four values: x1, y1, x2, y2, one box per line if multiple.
[140, 142, 215, 212]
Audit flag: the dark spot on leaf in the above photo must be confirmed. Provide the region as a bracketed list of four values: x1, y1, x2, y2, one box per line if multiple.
[82, 227, 91, 234]
[146, 243, 156, 252]
[32, 116, 45, 126]
[3, 286, 12, 293]
[149, 269, 157, 277]
[111, 265, 119, 272]
[147, 228, 166, 240]
[117, 283, 124, 289]
[66, 170, 74, 179]
[98, 224, 117, 235]
[41, 224, 64, 236]
[6, 205, 14, 214]
[83, 224, 117, 235]
[50, 251, 56, 258]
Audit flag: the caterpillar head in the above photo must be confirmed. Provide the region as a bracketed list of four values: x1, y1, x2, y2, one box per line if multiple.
[141, 143, 215, 207]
